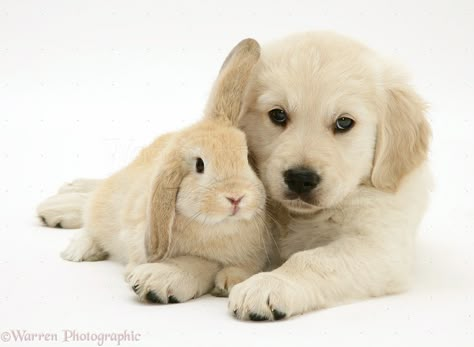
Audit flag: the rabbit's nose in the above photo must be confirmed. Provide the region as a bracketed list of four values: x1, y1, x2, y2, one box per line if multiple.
[226, 196, 244, 206]
[226, 196, 244, 216]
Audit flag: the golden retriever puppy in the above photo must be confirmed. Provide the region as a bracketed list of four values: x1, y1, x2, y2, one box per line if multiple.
[229, 32, 431, 320]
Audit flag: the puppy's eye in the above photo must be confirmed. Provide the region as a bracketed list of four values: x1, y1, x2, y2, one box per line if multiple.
[334, 116, 355, 133]
[268, 108, 288, 126]
[195, 157, 204, 173]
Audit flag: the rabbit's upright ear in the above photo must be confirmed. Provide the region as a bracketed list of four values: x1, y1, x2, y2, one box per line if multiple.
[205, 38, 261, 125]
[145, 148, 184, 262]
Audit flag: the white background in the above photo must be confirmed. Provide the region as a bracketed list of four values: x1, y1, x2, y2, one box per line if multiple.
[1, 0, 473, 346]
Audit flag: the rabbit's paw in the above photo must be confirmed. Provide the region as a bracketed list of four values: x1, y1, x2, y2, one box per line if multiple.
[128, 263, 201, 304]
[211, 266, 254, 297]
[37, 192, 88, 229]
[61, 231, 108, 262]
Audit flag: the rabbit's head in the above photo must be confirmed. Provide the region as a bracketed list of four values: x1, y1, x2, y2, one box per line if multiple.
[146, 38, 263, 260]
[176, 121, 266, 224]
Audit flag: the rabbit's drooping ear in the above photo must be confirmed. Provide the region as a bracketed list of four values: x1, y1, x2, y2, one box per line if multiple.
[205, 38, 261, 125]
[145, 149, 184, 262]
[371, 74, 431, 191]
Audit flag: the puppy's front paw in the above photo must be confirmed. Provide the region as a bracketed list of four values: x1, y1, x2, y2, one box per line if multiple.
[127, 263, 201, 304]
[229, 272, 305, 321]
[211, 267, 253, 297]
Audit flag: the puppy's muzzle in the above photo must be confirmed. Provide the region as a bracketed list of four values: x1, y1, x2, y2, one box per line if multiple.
[283, 167, 320, 195]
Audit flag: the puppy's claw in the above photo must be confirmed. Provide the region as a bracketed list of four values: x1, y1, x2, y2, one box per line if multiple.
[168, 295, 180, 304]
[145, 291, 163, 304]
[249, 313, 269, 321]
[271, 309, 286, 320]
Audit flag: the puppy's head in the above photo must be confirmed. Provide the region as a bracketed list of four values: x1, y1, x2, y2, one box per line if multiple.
[239, 32, 430, 213]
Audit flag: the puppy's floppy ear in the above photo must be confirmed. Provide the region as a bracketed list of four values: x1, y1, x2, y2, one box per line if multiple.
[371, 73, 431, 191]
[205, 38, 261, 125]
[145, 148, 184, 262]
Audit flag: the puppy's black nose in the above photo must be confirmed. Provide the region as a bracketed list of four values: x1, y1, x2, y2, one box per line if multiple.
[283, 168, 320, 194]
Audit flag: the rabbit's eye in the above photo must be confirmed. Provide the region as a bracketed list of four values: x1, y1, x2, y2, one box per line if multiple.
[195, 157, 205, 173]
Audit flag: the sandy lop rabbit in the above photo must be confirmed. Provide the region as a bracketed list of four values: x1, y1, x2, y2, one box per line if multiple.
[61, 39, 273, 303]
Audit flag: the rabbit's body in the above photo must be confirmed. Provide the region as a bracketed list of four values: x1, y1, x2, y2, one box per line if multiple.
[62, 120, 272, 301]
[73, 127, 268, 268]
[74, 133, 175, 264]
[57, 38, 273, 303]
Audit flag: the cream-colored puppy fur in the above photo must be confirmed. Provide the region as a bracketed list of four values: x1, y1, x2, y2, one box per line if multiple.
[38, 32, 431, 320]
[228, 32, 431, 320]
[58, 39, 273, 303]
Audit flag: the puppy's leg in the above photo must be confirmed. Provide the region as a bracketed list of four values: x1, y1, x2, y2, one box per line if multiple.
[211, 266, 259, 297]
[230, 235, 411, 321]
[61, 230, 108, 262]
[37, 178, 103, 229]
[128, 256, 221, 304]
